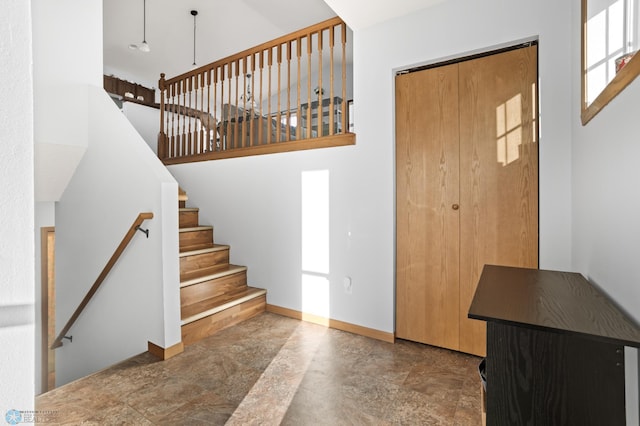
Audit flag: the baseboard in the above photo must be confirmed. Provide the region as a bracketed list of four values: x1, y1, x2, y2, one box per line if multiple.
[266, 304, 395, 343]
[147, 340, 184, 360]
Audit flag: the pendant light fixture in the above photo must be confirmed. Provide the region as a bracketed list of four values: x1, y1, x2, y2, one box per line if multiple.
[129, 0, 150, 52]
[191, 10, 198, 67]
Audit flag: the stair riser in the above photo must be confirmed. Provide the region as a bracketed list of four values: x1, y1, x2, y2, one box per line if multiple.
[180, 249, 229, 275]
[179, 200, 186, 208]
[181, 295, 266, 345]
[181, 271, 248, 308]
[179, 229, 213, 249]
[179, 211, 199, 228]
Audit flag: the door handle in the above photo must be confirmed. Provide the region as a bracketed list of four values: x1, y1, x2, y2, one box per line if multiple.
[452, 204, 459, 210]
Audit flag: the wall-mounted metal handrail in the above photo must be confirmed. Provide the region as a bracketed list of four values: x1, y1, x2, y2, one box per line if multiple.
[51, 212, 153, 349]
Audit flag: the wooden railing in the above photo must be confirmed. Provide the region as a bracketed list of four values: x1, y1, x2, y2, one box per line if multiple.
[51, 213, 153, 349]
[158, 17, 354, 164]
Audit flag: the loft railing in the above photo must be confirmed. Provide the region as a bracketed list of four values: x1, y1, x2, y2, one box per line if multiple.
[51, 213, 153, 349]
[158, 17, 354, 164]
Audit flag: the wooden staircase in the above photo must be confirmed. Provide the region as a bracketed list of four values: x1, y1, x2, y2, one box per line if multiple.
[178, 190, 266, 345]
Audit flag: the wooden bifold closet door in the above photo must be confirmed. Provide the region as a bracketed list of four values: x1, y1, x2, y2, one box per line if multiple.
[395, 45, 539, 357]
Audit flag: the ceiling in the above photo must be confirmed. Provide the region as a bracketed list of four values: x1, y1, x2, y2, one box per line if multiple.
[103, 0, 337, 89]
[103, 0, 450, 89]
[322, 0, 448, 31]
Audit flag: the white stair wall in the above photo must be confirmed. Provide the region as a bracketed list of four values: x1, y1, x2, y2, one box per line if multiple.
[54, 86, 181, 387]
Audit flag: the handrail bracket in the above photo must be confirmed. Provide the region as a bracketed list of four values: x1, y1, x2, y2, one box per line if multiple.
[136, 225, 150, 238]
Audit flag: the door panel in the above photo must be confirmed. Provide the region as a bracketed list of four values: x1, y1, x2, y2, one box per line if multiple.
[458, 45, 539, 356]
[395, 64, 461, 350]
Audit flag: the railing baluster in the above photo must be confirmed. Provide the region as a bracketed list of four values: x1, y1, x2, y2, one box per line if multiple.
[296, 37, 302, 141]
[175, 84, 180, 157]
[159, 74, 166, 158]
[171, 82, 176, 157]
[188, 76, 193, 156]
[210, 68, 215, 152]
[225, 63, 232, 150]
[306, 34, 312, 140]
[200, 73, 205, 153]
[317, 30, 323, 138]
[174, 80, 182, 157]
[233, 60, 240, 149]
[220, 65, 226, 151]
[193, 75, 198, 155]
[166, 86, 170, 158]
[182, 79, 186, 157]
[157, 17, 351, 162]
[258, 50, 264, 145]
[241, 58, 247, 148]
[250, 53, 256, 147]
[170, 84, 176, 158]
[189, 75, 194, 155]
[286, 41, 292, 142]
[178, 82, 181, 156]
[276, 44, 282, 143]
[329, 26, 335, 136]
[267, 47, 273, 144]
[341, 22, 347, 133]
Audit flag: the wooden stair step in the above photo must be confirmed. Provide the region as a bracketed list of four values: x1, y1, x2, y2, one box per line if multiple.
[180, 264, 247, 288]
[180, 290, 266, 345]
[180, 245, 230, 276]
[180, 266, 248, 308]
[179, 244, 229, 258]
[179, 242, 215, 253]
[178, 187, 188, 208]
[179, 225, 212, 232]
[179, 207, 200, 228]
[178, 187, 188, 201]
[179, 226, 213, 249]
[181, 286, 267, 325]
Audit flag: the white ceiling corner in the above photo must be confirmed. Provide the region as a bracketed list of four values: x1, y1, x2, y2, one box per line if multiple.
[321, 0, 450, 31]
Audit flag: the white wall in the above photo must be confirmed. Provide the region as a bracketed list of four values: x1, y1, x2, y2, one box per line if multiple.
[169, 0, 574, 335]
[572, 62, 640, 426]
[0, 0, 35, 414]
[32, 0, 103, 202]
[30, 0, 181, 387]
[572, 1, 640, 421]
[55, 87, 180, 386]
[122, 102, 161, 155]
[571, 14, 640, 336]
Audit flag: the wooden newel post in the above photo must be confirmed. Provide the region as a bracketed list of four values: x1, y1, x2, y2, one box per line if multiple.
[158, 73, 167, 159]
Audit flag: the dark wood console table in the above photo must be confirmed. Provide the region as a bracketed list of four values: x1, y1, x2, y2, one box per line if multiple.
[468, 265, 640, 425]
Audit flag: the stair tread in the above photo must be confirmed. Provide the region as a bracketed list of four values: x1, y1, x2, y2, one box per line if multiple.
[180, 264, 247, 287]
[178, 187, 188, 201]
[179, 242, 215, 253]
[179, 207, 199, 212]
[179, 226, 213, 232]
[179, 244, 229, 258]
[181, 286, 266, 325]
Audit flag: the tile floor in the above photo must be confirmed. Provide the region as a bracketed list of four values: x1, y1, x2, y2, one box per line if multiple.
[36, 312, 483, 425]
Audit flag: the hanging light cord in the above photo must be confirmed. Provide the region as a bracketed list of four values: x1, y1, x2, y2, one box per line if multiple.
[143, 0, 147, 43]
[191, 10, 198, 66]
